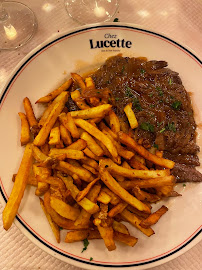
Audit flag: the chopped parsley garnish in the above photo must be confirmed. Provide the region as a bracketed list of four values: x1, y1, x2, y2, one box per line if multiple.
[150, 104, 155, 108]
[156, 86, 163, 96]
[108, 97, 111, 102]
[125, 86, 133, 97]
[115, 97, 120, 101]
[121, 66, 125, 73]
[157, 121, 163, 127]
[113, 18, 119, 22]
[140, 68, 145, 74]
[188, 111, 192, 116]
[172, 100, 181, 110]
[132, 97, 142, 111]
[90, 257, 93, 261]
[159, 127, 166, 133]
[140, 122, 154, 132]
[170, 95, 174, 99]
[81, 239, 89, 253]
[183, 183, 186, 187]
[97, 91, 100, 94]
[148, 93, 153, 97]
[154, 143, 159, 149]
[169, 78, 172, 85]
[106, 80, 110, 84]
[167, 122, 176, 132]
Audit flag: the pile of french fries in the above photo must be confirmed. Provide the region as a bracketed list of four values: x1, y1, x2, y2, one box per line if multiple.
[3, 72, 178, 251]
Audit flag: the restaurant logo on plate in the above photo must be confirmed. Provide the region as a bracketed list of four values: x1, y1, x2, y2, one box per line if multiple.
[89, 33, 132, 52]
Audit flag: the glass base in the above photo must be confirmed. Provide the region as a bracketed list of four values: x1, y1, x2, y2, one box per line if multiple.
[64, 0, 119, 25]
[0, 2, 37, 50]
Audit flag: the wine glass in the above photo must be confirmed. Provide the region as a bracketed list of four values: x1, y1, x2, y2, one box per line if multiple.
[64, 0, 119, 25]
[0, 0, 37, 50]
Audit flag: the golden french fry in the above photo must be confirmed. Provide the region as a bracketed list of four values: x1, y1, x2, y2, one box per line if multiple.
[40, 143, 49, 155]
[114, 231, 138, 247]
[121, 209, 154, 237]
[99, 158, 170, 179]
[120, 176, 175, 189]
[50, 196, 80, 221]
[70, 104, 112, 119]
[59, 112, 79, 139]
[59, 174, 100, 214]
[40, 198, 60, 243]
[33, 164, 51, 179]
[122, 160, 132, 169]
[99, 122, 118, 140]
[18, 112, 30, 146]
[85, 77, 95, 89]
[156, 185, 174, 197]
[35, 182, 49, 197]
[119, 132, 175, 169]
[44, 190, 89, 230]
[71, 73, 86, 93]
[83, 148, 100, 161]
[124, 103, 138, 129]
[102, 130, 134, 160]
[97, 190, 111, 204]
[56, 160, 94, 182]
[81, 132, 104, 157]
[81, 157, 99, 170]
[71, 90, 90, 110]
[112, 220, 129, 234]
[129, 157, 148, 170]
[140, 205, 168, 228]
[74, 119, 118, 159]
[108, 202, 128, 218]
[108, 110, 120, 133]
[76, 178, 100, 202]
[82, 164, 97, 175]
[59, 124, 72, 146]
[74, 184, 101, 226]
[49, 148, 84, 160]
[38, 92, 68, 127]
[127, 205, 150, 219]
[96, 223, 116, 251]
[133, 186, 160, 203]
[66, 138, 87, 150]
[49, 126, 61, 145]
[36, 78, 72, 103]
[33, 145, 49, 162]
[3, 143, 33, 230]
[101, 187, 120, 205]
[65, 230, 89, 243]
[99, 167, 151, 214]
[23, 97, 38, 128]
[34, 93, 68, 146]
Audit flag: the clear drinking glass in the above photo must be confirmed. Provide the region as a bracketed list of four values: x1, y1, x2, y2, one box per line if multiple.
[0, 1, 37, 50]
[64, 0, 119, 25]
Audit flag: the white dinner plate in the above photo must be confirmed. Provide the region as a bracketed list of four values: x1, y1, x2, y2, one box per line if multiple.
[0, 23, 202, 270]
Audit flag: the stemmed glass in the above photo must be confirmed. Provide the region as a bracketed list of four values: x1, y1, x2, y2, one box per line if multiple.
[0, 0, 37, 50]
[64, 0, 119, 25]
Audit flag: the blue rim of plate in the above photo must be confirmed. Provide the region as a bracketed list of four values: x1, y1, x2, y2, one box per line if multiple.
[0, 24, 202, 268]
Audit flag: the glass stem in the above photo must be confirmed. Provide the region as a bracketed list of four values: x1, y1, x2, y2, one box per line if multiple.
[0, 0, 8, 22]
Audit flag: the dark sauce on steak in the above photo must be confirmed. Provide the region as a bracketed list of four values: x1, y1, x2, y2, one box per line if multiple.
[89, 55, 202, 182]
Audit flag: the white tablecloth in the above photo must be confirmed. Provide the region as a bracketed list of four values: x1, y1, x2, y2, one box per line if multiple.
[0, 0, 202, 269]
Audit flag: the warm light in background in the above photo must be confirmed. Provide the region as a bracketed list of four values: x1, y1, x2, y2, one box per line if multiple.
[3, 24, 17, 40]
[137, 10, 150, 18]
[42, 3, 54, 12]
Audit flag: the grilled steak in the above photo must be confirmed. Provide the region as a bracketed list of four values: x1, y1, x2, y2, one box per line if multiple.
[91, 55, 201, 182]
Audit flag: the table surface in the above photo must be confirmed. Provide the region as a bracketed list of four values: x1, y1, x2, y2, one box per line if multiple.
[0, 0, 202, 269]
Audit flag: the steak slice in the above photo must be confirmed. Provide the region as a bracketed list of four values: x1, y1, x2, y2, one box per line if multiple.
[171, 163, 202, 182]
